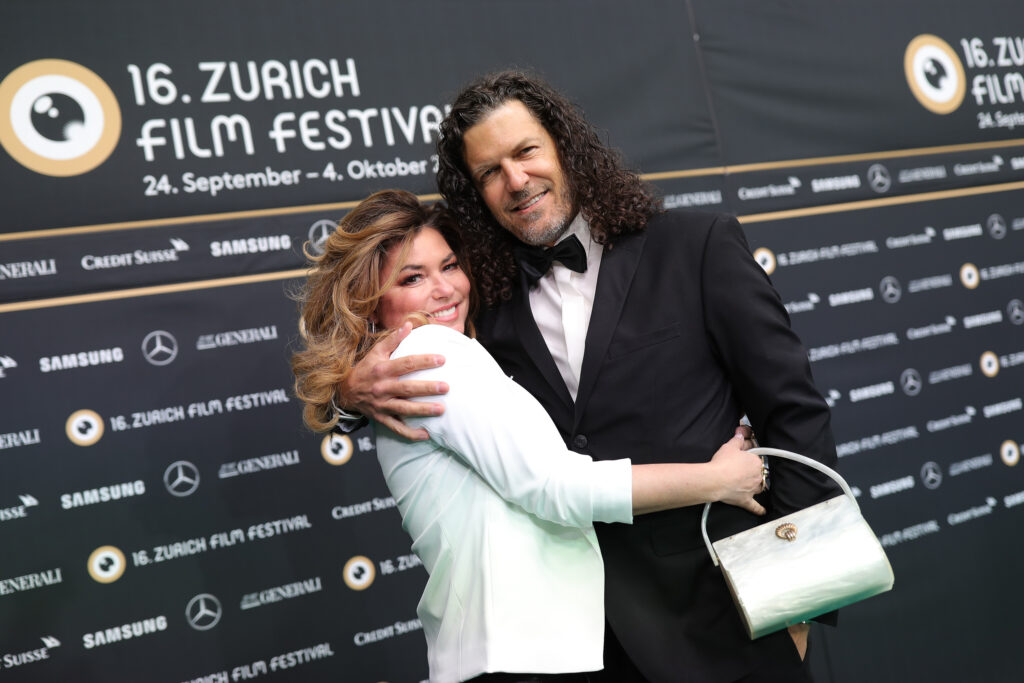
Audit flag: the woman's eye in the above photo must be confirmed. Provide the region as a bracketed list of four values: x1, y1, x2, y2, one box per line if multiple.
[400, 274, 422, 286]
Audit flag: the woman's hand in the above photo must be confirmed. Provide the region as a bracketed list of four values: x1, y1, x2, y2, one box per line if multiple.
[337, 322, 449, 440]
[709, 434, 766, 515]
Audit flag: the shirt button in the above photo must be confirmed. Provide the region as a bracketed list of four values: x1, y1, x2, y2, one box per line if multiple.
[572, 434, 588, 449]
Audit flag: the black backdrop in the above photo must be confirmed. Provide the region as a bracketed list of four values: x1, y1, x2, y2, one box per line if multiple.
[2, 2, 1023, 681]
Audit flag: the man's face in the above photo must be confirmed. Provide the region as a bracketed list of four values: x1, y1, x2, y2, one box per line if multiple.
[462, 100, 574, 247]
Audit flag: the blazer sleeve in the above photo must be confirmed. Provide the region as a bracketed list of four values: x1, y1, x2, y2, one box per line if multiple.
[394, 325, 634, 527]
[699, 215, 840, 516]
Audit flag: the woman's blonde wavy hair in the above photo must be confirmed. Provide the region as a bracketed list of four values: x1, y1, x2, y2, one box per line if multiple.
[291, 189, 477, 432]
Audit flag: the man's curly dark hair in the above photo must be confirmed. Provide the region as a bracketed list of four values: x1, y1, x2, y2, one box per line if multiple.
[436, 70, 660, 307]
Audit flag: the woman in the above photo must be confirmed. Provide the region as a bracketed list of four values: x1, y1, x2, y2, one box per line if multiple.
[292, 190, 764, 683]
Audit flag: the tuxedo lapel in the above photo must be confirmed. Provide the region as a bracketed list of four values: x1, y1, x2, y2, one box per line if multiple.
[574, 230, 647, 427]
[510, 270, 575, 411]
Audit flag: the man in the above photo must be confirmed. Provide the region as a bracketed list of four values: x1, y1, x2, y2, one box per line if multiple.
[342, 71, 837, 682]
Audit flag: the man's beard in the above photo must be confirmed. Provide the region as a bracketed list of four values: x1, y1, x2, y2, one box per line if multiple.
[503, 185, 574, 246]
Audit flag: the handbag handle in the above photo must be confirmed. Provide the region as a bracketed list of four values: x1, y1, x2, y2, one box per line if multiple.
[701, 447, 857, 567]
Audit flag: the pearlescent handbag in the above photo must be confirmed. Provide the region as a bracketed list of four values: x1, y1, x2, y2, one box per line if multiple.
[701, 447, 894, 639]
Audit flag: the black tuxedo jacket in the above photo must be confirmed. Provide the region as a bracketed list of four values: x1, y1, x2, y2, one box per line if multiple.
[476, 210, 838, 682]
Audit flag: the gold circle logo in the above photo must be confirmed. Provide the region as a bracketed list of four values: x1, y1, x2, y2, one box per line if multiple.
[88, 545, 127, 584]
[343, 555, 376, 591]
[959, 263, 980, 290]
[1001, 440, 1020, 467]
[753, 247, 776, 276]
[0, 59, 121, 176]
[321, 433, 354, 466]
[904, 35, 966, 115]
[979, 351, 1000, 378]
[66, 409, 105, 446]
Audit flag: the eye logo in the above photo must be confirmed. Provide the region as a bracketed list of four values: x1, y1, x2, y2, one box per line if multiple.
[752, 248, 776, 276]
[0, 59, 121, 176]
[66, 409, 105, 446]
[88, 545, 126, 583]
[321, 433, 354, 466]
[904, 35, 966, 115]
[343, 555, 376, 591]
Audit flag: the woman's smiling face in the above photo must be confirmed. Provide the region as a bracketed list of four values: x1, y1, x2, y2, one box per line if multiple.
[374, 226, 472, 334]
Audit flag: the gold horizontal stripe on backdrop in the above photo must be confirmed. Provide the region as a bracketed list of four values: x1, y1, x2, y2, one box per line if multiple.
[3, 139, 1024, 313]
[0, 270, 308, 313]
[3, 137, 1023, 243]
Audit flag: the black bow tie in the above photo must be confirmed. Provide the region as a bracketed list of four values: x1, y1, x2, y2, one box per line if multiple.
[514, 234, 588, 287]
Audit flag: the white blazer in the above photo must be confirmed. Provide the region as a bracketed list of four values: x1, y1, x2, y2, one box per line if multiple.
[374, 324, 633, 683]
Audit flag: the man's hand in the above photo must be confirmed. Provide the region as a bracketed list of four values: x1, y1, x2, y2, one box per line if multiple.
[788, 622, 810, 660]
[338, 322, 448, 441]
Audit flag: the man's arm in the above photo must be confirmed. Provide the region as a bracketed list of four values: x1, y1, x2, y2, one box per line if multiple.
[701, 215, 839, 513]
[701, 214, 840, 634]
[337, 322, 450, 441]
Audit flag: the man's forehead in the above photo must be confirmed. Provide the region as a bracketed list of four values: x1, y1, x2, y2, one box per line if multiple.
[462, 100, 550, 163]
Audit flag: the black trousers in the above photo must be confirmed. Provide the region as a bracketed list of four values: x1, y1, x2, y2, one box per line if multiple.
[469, 674, 591, 683]
[588, 621, 814, 683]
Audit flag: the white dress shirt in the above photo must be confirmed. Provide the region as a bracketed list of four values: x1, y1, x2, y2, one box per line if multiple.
[374, 324, 633, 683]
[528, 214, 603, 400]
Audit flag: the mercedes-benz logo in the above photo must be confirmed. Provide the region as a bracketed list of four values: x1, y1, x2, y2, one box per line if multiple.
[920, 461, 943, 490]
[900, 369, 922, 396]
[879, 276, 902, 304]
[185, 593, 222, 631]
[308, 219, 336, 256]
[1008, 299, 1024, 326]
[987, 213, 1007, 239]
[867, 164, 891, 193]
[142, 330, 178, 366]
[164, 460, 200, 497]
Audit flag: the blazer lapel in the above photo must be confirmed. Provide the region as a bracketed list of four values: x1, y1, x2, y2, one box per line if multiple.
[510, 270, 575, 411]
[574, 230, 647, 427]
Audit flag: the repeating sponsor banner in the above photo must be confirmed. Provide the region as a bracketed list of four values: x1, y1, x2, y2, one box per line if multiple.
[0, 280, 427, 681]
[3, 2, 1024, 683]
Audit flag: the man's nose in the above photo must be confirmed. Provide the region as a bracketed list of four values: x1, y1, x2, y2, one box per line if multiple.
[501, 160, 528, 192]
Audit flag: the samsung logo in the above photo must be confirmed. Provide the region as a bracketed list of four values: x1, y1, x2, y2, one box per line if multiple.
[60, 480, 146, 510]
[82, 616, 167, 649]
[39, 347, 124, 373]
[210, 235, 291, 257]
